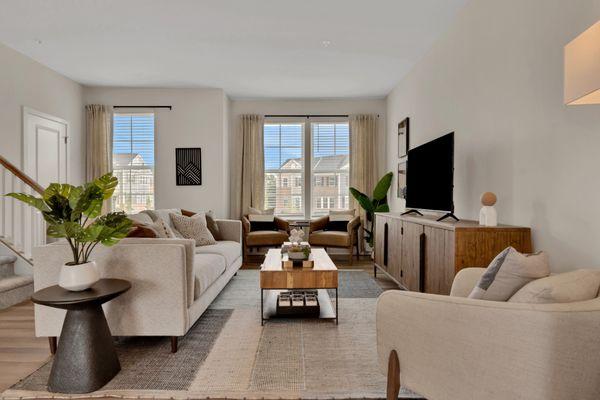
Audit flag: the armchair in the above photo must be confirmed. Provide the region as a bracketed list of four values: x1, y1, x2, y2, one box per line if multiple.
[242, 215, 290, 260]
[377, 268, 600, 400]
[308, 215, 360, 264]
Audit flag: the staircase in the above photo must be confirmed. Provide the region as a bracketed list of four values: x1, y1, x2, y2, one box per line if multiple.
[0, 154, 46, 309]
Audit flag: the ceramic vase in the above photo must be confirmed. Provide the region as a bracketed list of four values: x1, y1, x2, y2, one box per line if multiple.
[58, 261, 100, 291]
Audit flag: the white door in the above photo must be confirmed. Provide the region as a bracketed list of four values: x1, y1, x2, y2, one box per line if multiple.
[22, 107, 69, 187]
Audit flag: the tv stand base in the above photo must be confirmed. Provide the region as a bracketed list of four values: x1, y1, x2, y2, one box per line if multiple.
[401, 209, 423, 217]
[436, 212, 459, 222]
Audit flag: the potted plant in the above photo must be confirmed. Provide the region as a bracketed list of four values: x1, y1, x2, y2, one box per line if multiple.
[6, 173, 132, 291]
[350, 172, 393, 250]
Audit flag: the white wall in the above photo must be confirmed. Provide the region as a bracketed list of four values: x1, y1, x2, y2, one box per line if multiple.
[386, 0, 600, 271]
[0, 42, 84, 184]
[230, 98, 387, 216]
[84, 87, 230, 217]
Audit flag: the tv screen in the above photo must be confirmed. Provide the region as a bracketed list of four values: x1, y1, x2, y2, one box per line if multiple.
[405, 132, 454, 212]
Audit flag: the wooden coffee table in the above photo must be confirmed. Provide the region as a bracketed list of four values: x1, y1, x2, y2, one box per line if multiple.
[260, 248, 338, 325]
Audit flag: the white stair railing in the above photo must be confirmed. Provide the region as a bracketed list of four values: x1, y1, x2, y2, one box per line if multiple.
[0, 155, 46, 263]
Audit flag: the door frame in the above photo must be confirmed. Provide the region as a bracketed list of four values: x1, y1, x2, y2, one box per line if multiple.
[22, 106, 70, 184]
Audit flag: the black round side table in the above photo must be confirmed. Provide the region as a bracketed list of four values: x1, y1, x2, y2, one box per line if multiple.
[32, 278, 131, 393]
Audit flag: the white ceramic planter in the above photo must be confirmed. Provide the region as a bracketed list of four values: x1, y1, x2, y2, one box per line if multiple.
[58, 261, 100, 291]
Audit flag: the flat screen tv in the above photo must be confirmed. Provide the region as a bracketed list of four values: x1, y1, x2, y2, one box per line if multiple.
[405, 132, 454, 213]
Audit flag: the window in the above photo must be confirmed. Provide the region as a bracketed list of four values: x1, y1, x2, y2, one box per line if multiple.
[112, 113, 155, 213]
[311, 122, 350, 216]
[263, 120, 350, 218]
[264, 122, 304, 217]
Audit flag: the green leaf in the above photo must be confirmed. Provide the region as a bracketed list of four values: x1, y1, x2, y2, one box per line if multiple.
[43, 183, 75, 202]
[372, 172, 393, 201]
[5, 193, 50, 212]
[47, 221, 84, 239]
[94, 173, 119, 200]
[374, 203, 390, 213]
[349, 187, 375, 213]
[75, 184, 104, 219]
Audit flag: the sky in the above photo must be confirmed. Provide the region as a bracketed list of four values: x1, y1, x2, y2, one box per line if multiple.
[264, 122, 349, 170]
[113, 114, 155, 165]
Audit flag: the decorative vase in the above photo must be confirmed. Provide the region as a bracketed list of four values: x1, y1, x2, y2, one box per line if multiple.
[58, 261, 100, 291]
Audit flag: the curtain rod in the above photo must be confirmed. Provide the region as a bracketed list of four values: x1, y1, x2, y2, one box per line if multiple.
[264, 114, 379, 118]
[113, 105, 172, 110]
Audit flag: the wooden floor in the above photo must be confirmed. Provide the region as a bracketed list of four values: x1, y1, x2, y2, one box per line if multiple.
[0, 258, 397, 395]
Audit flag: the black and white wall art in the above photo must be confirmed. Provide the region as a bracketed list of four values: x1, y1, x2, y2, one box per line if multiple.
[176, 147, 202, 185]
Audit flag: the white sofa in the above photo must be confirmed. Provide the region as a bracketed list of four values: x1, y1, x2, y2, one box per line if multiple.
[33, 218, 242, 352]
[377, 268, 600, 400]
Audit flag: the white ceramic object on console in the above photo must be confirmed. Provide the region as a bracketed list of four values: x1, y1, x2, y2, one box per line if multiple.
[58, 261, 100, 291]
[289, 228, 304, 244]
[479, 192, 498, 227]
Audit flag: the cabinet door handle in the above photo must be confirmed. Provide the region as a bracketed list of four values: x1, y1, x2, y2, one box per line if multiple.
[383, 223, 389, 266]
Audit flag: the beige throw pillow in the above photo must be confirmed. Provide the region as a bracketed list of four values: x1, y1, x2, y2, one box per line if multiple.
[509, 269, 600, 304]
[170, 213, 216, 246]
[468, 247, 550, 301]
[248, 207, 275, 222]
[329, 209, 355, 222]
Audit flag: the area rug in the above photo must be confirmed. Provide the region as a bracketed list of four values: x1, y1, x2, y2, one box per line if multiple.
[3, 270, 423, 400]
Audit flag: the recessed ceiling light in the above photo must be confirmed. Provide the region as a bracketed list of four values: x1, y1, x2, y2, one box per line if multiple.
[34, 39, 43, 45]
[321, 40, 331, 47]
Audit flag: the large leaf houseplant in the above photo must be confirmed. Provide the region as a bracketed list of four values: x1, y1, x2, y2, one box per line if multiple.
[350, 172, 393, 248]
[6, 173, 132, 291]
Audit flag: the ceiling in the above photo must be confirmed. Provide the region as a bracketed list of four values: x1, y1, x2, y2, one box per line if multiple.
[0, 0, 467, 99]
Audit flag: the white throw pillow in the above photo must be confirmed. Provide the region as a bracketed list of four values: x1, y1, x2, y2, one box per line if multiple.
[145, 219, 176, 238]
[329, 209, 355, 222]
[170, 213, 216, 246]
[142, 209, 182, 237]
[248, 207, 275, 222]
[468, 247, 550, 301]
[128, 213, 154, 225]
[508, 269, 600, 304]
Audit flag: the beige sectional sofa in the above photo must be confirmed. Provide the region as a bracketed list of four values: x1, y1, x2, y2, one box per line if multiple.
[33, 217, 242, 352]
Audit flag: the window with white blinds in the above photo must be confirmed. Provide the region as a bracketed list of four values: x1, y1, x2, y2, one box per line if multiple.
[112, 113, 155, 213]
[264, 122, 304, 217]
[311, 122, 350, 216]
[263, 119, 350, 219]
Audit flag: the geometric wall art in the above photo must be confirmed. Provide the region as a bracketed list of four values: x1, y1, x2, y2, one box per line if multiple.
[175, 147, 202, 185]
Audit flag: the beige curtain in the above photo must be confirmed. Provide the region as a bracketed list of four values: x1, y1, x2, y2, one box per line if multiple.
[86, 104, 112, 212]
[86, 105, 112, 180]
[350, 114, 378, 250]
[233, 114, 264, 218]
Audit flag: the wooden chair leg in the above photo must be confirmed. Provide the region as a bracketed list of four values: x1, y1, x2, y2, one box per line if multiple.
[171, 336, 178, 353]
[387, 350, 400, 400]
[48, 336, 57, 355]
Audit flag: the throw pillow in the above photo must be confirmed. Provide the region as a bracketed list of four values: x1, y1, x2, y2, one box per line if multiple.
[329, 209, 355, 222]
[324, 220, 349, 232]
[508, 269, 600, 304]
[170, 213, 217, 246]
[127, 213, 154, 225]
[182, 209, 222, 240]
[248, 207, 277, 231]
[468, 247, 550, 301]
[126, 223, 158, 238]
[143, 209, 183, 237]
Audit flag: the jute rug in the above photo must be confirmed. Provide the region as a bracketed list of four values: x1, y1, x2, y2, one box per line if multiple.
[3, 270, 423, 399]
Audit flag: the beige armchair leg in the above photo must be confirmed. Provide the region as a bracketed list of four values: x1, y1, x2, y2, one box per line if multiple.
[387, 350, 400, 400]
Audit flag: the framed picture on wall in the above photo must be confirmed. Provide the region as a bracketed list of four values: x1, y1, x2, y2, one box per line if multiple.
[175, 147, 202, 185]
[398, 117, 410, 158]
[397, 161, 407, 198]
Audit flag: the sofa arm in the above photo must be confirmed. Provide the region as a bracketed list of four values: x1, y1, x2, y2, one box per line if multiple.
[33, 240, 194, 338]
[347, 215, 361, 235]
[376, 291, 600, 400]
[449, 267, 485, 297]
[216, 219, 242, 243]
[310, 216, 329, 233]
[241, 216, 251, 236]
[274, 216, 290, 233]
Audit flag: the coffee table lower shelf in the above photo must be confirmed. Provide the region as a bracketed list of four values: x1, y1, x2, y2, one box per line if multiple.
[260, 288, 338, 325]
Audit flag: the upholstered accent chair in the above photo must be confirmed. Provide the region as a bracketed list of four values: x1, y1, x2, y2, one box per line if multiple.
[242, 215, 290, 260]
[308, 215, 360, 264]
[377, 268, 600, 400]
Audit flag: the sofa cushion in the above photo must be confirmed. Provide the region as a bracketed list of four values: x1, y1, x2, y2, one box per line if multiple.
[324, 220, 348, 232]
[245, 230, 288, 246]
[508, 269, 600, 304]
[193, 253, 226, 299]
[468, 247, 550, 301]
[143, 209, 182, 237]
[195, 240, 241, 266]
[309, 230, 351, 247]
